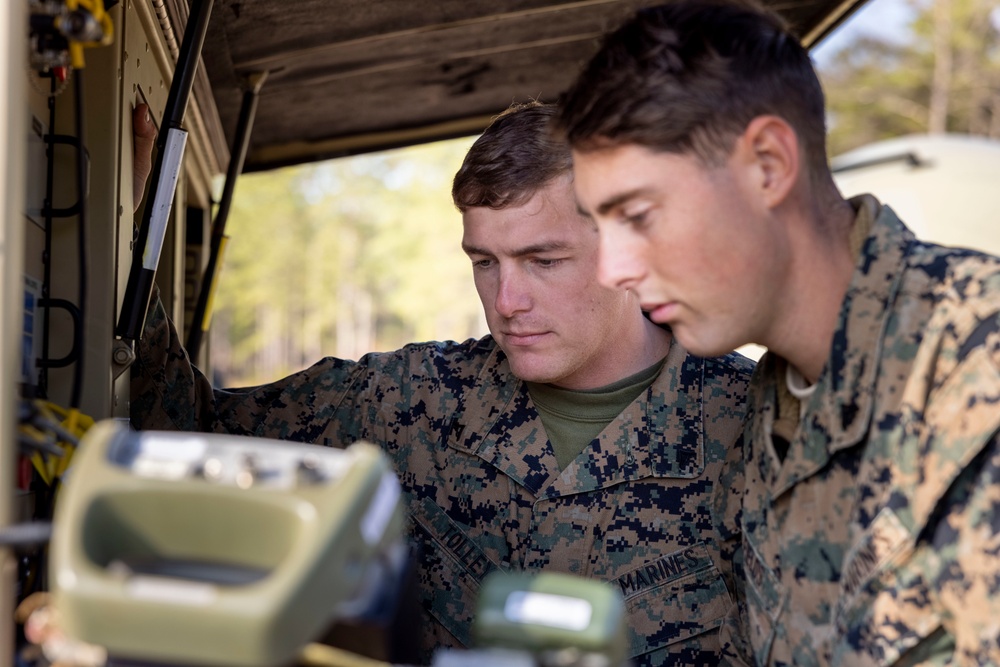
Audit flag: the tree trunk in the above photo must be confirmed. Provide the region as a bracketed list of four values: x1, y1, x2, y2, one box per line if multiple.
[989, 91, 1000, 139]
[928, 0, 954, 134]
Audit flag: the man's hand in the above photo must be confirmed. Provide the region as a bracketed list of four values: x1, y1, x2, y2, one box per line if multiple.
[132, 103, 156, 213]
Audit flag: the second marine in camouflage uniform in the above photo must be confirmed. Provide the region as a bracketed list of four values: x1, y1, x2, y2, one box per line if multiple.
[554, 1, 1000, 663]
[717, 196, 1000, 665]
[131, 298, 753, 664]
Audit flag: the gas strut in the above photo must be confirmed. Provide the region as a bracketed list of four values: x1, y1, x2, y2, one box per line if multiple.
[115, 0, 214, 342]
[186, 72, 267, 363]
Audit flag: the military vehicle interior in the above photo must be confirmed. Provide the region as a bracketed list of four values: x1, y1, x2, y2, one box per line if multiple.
[2, 0, 868, 664]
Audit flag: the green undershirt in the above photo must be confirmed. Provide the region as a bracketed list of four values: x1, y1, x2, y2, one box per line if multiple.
[526, 357, 666, 470]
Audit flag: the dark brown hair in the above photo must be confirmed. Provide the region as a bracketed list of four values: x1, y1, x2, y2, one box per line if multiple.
[557, 0, 829, 175]
[453, 101, 572, 212]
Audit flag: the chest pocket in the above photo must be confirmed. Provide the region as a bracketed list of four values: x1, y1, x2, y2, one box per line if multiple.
[409, 496, 503, 647]
[618, 542, 733, 663]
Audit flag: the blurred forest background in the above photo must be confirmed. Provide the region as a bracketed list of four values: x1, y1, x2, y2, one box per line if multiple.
[821, 0, 1000, 154]
[209, 138, 483, 385]
[210, 0, 1000, 386]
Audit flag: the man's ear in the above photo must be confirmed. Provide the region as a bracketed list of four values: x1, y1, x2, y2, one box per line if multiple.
[736, 115, 800, 209]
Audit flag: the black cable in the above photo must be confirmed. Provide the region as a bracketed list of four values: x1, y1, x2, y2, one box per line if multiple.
[40, 76, 57, 398]
[70, 69, 87, 410]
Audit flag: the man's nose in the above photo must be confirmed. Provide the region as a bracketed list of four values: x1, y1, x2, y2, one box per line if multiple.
[597, 230, 643, 291]
[494, 268, 531, 318]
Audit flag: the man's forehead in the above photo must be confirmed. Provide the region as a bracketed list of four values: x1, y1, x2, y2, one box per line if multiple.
[571, 145, 639, 202]
[461, 205, 592, 255]
[572, 143, 702, 214]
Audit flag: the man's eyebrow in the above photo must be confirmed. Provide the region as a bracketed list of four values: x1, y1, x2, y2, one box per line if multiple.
[509, 241, 574, 257]
[595, 188, 650, 216]
[461, 242, 489, 256]
[462, 241, 573, 257]
[575, 200, 593, 218]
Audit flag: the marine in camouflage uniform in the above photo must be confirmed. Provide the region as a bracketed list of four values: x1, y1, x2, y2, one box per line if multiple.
[715, 196, 1000, 665]
[129, 102, 755, 665]
[132, 303, 752, 664]
[557, 2, 1000, 665]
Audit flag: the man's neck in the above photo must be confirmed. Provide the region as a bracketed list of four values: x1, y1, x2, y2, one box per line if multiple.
[768, 193, 858, 384]
[639, 316, 674, 369]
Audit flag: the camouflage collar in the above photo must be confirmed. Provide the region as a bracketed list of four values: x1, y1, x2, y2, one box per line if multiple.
[447, 337, 710, 498]
[764, 195, 915, 498]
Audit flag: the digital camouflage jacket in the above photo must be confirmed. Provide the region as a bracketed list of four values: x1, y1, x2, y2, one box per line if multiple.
[132, 306, 754, 665]
[718, 196, 1000, 666]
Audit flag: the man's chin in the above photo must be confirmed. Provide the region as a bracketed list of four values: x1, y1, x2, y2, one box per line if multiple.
[505, 356, 559, 384]
[674, 328, 733, 359]
[509, 368, 554, 384]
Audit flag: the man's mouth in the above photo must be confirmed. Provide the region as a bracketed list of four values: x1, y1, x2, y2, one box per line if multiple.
[503, 331, 550, 346]
[643, 302, 679, 324]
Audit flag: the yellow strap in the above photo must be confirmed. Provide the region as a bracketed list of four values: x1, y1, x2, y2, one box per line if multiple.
[30, 452, 52, 486]
[25, 402, 95, 486]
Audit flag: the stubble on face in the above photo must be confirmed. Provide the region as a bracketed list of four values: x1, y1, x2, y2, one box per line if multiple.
[462, 177, 641, 389]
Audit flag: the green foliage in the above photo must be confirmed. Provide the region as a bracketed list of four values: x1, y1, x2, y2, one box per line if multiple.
[210, 138, 485, 386]
[819, 0, 1000, 156]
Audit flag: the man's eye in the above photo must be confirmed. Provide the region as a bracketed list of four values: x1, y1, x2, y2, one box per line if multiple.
[535, 258, 563, 268]
[472, 258, 493, 269]
[624, 210, 649, 227]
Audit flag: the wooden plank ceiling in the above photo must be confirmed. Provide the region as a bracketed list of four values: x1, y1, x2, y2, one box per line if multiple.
[190, 0, 865, 172]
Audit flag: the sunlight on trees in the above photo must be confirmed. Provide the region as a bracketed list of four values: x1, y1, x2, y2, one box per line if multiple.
[819, 0, 1000, 155]
[209, 138, 487, 386]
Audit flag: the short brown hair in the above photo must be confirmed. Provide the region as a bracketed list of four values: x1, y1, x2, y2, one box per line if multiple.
[453, 101, 572, 212]
[557, 0, 829, 175]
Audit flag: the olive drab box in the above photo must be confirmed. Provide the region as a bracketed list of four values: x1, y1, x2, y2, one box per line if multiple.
[49, 421, 405, 667]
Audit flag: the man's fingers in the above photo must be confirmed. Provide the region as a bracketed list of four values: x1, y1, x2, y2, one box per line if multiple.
[132, 103, 156, 212]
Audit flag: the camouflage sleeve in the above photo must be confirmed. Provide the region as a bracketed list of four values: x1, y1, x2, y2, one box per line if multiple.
[130, 293, 478, 447]
[834, 310, 1000, 665]
[129, 296, 281, 435]
[714, 426, 754, 667]
[832, 430, 1000, 666]
[931, 431, 1000, 663]
[129, 295, 363, 438]
[925, 313, 1000, 662]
